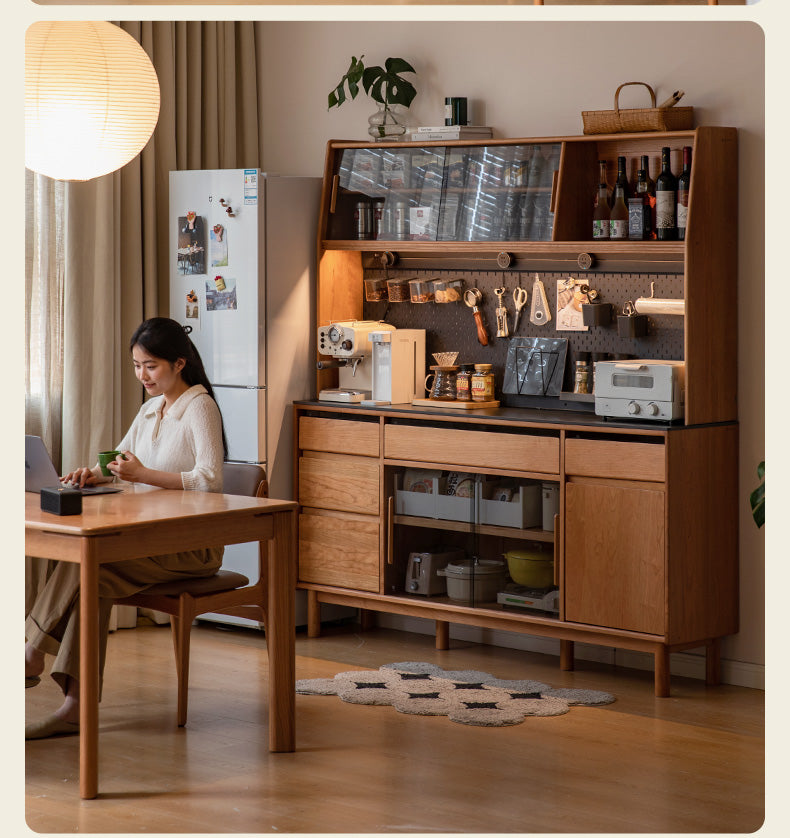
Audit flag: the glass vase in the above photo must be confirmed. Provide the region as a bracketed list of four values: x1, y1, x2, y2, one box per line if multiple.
[368, 104, 408, 140]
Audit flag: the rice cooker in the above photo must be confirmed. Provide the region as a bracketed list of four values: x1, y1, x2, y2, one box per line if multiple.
[437, 559, 507, 603]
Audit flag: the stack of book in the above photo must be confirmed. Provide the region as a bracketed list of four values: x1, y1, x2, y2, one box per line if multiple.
[408, 125, 494, 142]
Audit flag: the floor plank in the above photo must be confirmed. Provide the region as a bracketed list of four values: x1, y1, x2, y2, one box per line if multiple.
[26, 620, 764, 834]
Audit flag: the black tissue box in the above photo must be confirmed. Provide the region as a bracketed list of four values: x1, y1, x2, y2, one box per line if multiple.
[40, 485, 82, 516]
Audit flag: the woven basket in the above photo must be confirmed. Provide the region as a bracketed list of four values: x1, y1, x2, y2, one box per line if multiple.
[582, 82, 693, 135]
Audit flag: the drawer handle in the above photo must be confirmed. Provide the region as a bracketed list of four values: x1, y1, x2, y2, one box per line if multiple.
[387, 495, 394, 565]
[329, 174, 339, 214]
[553, 513, 560, 586]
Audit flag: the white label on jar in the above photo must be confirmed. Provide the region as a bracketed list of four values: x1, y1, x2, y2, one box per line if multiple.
[609, 219, 628, 239]
[444, 104, 453, 120]
[656, 191, 676, 228]
[593, 219, 610, 239]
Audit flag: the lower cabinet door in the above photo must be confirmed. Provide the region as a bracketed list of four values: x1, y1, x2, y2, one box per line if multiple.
[298, 509, 380, 592]
[564, 479, 665, 635]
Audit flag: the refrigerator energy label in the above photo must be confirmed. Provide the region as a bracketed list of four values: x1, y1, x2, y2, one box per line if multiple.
[244, 169, 258, 204]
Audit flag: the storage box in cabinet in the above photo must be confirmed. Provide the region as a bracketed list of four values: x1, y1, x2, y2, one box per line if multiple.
[477, 480, 542, 529]
[394, 473, 475, 523]
[564, 438, 665, 482]
[384, 425, 559, 475]
[299, 416, 379, 457]
[298, 452, 380, 515]
[298, 510, 379, 592]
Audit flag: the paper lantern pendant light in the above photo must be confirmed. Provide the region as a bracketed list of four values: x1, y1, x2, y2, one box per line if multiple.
[25, 21, 160, 181]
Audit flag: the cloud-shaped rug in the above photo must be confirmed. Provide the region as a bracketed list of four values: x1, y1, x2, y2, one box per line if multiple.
[296, 661, 615, 727]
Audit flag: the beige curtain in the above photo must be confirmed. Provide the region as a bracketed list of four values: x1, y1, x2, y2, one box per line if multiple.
[25, 21, 264, 471]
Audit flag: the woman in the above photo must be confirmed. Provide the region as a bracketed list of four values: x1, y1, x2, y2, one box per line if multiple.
[25, 317, 227, 740]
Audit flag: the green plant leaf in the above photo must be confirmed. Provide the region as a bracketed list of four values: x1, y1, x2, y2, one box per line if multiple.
[327, 55, 365, 110]
[361, 59, 417, 108]
[750, 460, 765, 529]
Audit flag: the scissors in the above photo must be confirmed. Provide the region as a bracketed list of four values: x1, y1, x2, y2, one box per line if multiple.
[512, 286, 528, 333]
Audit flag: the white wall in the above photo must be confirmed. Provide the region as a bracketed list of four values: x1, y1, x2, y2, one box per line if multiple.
[260, 21, 765, 684]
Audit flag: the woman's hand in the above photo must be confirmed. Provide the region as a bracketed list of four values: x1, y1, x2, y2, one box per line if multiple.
[60, 467, 97, 488]
[107, 451, 147, 483]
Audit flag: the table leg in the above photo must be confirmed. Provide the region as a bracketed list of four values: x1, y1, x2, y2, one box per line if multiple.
[266, 510, 296, 752]
[79, 541, 100, 799]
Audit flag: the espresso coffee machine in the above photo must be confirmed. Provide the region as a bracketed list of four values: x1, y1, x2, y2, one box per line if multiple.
[317, 320, 395, 402]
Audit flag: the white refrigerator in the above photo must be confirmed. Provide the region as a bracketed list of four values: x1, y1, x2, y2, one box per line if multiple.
[169, 169, 344, 628]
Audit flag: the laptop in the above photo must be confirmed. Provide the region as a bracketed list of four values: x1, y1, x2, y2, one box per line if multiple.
[25, 435, 122, 495]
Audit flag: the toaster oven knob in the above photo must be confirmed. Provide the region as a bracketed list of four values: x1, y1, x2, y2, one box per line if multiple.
[646, 402, 660, 416]
[408, 580, 419, 592]
[627, 400, 640, 415]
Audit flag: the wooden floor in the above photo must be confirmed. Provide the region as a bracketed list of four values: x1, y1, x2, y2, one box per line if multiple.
[25, 619, 764, 834]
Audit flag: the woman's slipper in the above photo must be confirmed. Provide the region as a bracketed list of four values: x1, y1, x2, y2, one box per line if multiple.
[25, 676, 41, 689]
[25, 714, 79, 740]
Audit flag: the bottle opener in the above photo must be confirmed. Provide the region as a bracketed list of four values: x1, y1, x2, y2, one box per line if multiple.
[529, 274, 551, 326]
[494, 287, 509, 338]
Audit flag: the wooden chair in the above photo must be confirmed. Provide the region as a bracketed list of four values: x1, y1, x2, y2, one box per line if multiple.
[116, 463, 269, 726]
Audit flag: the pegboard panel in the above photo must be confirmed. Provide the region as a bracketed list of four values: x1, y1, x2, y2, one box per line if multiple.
[362, 267, 684, 398]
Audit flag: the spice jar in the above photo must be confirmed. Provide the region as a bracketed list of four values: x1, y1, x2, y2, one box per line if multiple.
[364, 277, 388, 302]
[434, 277, 465, 303]
[573, 359, 590, 394]
[386, 278, 410, 302]
[409, 278, 435, 303]
[455, 364, 474, 401]
[471, 364, 495, 402]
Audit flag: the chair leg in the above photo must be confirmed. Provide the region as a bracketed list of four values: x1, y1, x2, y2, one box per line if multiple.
[174, 595, 195, 727]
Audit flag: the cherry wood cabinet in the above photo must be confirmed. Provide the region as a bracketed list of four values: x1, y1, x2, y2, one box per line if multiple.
[301, 127, 739, 696]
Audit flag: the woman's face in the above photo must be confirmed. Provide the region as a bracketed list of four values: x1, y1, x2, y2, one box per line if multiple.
[132, 344, 185, 398]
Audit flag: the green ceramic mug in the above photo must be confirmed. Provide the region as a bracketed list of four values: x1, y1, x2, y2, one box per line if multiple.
[98, 450, 124, 477]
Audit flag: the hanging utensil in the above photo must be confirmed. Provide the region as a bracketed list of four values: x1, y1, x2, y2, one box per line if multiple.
[463, 288, 489, 346]
[512, 286, 528, 333]
[494, 286, 509, 338]
[529, 273, 552, 326]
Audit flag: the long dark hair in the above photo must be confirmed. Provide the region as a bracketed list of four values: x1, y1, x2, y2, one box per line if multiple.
[130, 317, 228, 456]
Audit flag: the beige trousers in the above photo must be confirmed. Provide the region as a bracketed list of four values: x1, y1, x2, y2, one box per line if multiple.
[25, 546, 223, 697]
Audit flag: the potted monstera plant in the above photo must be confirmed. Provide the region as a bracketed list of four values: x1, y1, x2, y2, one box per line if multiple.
[327, 55, 417, 139]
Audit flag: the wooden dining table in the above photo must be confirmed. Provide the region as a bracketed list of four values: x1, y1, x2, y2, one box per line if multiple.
[25, 487, 297, 799]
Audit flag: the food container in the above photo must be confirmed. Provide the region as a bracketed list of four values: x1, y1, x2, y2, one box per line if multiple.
[364, 277, 388, 302]
[409, 278, 435, 303]
[433, 277, 465, 303]
[386, 278, 411, 302]
[504, 548, 554, 588]
[437, 559, 507, 603]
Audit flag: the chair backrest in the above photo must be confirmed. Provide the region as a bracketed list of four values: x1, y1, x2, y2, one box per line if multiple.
[222, 462, 268, 498]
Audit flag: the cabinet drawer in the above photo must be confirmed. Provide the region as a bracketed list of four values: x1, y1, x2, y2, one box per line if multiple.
[299, 509, 379, 592]
[299, 452, 380, 515]
[384, 424, 559, 474]
[565, 438, 665, 482]
[299, 416, 379, 457]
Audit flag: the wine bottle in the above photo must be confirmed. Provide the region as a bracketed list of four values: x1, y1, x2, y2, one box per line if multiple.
[609, 185, 629, 241]
[640, 154, 657, 239]
[633, 168, 653, 240]
[610, 156, 630, 207]
[592, 160, 610, 240]
[676, 146, 692, 241]
[655, 147, 678, 241]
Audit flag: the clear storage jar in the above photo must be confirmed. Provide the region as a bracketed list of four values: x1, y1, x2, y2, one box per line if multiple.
[409, 278, 435, 303]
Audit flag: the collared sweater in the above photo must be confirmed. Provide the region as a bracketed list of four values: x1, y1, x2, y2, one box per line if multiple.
[94, 384, 224, 492]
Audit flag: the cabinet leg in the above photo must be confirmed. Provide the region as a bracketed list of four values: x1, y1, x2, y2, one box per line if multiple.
[436, 620, 450, 650]
[654, 647, 671, 697]
[307, 590, 321, 638]
[706, 637, 721, 686]
[560, 639, 574, 671]
[359, 608, 376, 631]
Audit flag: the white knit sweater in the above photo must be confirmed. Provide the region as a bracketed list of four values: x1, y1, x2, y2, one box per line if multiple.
[97, 384, 224, 492]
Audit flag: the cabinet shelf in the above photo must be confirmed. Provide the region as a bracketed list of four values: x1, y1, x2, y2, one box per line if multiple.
[394, 513, 555, 543]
